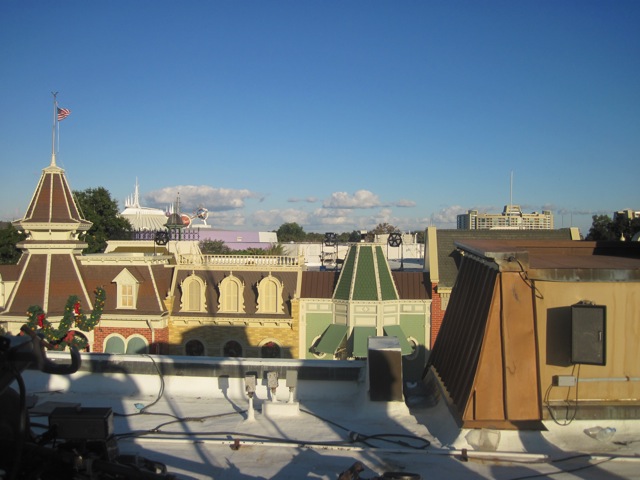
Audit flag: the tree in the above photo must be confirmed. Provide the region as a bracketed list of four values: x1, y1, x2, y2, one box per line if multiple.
[276, 222, 306, 243]
[304, 232, 324, 243]
[412, 230, 425, 244]
[74, 187, 132, 253]
[0, 222, 26, 264]
[200, 239, 231, 254]
[586, 215, 616, 241]
[372, 223, 398, 235]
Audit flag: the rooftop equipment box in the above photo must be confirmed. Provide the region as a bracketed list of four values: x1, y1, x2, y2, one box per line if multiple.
[49, 406, 114, 441]
[571, 303, 606, 366]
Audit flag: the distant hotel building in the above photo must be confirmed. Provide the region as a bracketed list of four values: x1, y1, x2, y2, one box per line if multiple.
[457, 205, 554, 230]
[614, 209, 640, 222]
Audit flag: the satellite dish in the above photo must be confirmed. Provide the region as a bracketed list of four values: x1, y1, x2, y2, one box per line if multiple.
[388, 232, 402, 247]
[154, 230, 170, 246]
[324, 232, 337, 247]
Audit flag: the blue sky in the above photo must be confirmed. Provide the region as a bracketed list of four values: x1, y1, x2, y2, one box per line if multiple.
[1, 1, 638, 236]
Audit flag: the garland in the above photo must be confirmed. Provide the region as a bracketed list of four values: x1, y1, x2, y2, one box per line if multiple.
[24, 287, 106, 351]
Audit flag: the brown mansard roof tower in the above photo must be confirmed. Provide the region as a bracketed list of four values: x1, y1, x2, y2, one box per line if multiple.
[7, 149, 94, 317]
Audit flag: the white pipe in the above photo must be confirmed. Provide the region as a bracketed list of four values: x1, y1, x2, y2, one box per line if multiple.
[578, 377, 640, 383]
[124, 438, 640, 463]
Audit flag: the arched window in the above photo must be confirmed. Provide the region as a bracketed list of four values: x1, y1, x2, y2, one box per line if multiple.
[223, 340, 243, 357]
[260, 340, 281, 359]
[180, 274, 207, 312]
[218, 274, 245, 313]
[185, 339, 205, 356]
[126, 336, 148, 354]
[104, 335, 125, 354]
[256, 274, 284, 314]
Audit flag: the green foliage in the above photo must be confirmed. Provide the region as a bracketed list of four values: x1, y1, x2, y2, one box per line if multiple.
[0, 222, 26, 264]
[74, 187, 132, 253]
[26, 287, 106, 351]
[263, 243, 285, 255]
[372, 222, 398, 235]
[346, 230, 363, 242]
[200, 240, 284, 256]
[200, 239, 231, 254]
[586, 215, 618, 241]
[276, 222, 306, 242]
[304, 232, 325, 243]
[586, 214, 640, 241]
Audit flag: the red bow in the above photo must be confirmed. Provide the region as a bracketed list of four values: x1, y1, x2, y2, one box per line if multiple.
[63, 331, 75, 344]
[38, 313, 46, 328]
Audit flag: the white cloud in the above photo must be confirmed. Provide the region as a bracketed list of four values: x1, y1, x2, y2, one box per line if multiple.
[394, 199, 416, 208]
[323, 190, 381, 209]
[287, 196, 318, 204]
[145, 185, 263, 212]
[430, 205, 467, 227]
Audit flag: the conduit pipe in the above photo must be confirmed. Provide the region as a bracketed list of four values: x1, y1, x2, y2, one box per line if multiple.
[578, 377, 640, 383]
[126, 437, 640, 463]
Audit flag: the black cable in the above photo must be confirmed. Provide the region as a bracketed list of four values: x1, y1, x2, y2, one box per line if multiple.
[544, 365, 581, 426]
[139, 354, 165, 412]
[115, 407, 430, 450]
[507, 456, 616, 480]
[112, 354, 169, 418]
[300, 407, 430, 449]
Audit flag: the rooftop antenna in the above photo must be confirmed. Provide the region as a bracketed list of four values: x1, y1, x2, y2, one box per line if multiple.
[50, 92, 71, 168]
[50, 92, 58, 167]
[510, 170, 513, 212]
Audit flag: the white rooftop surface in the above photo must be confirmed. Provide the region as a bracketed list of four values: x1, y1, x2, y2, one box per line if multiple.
[19, 354, 640, 480]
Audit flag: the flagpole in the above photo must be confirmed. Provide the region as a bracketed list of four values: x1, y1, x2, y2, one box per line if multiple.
[51, 91, 58, 167]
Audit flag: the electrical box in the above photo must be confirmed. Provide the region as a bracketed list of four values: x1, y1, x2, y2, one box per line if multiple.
[286, 370, 298, 388]
[552, 375, 577, 387]
[571, 303, 606, 365]
[49, 406, 113, 441]
[245, 374, 256, 394]
[267, 371, 279, 389]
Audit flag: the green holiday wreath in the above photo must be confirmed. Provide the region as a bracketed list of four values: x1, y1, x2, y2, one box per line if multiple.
[24, 287, 106, 351]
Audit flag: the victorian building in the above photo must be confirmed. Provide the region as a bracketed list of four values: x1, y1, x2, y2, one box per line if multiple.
[1, 157, 431, 379]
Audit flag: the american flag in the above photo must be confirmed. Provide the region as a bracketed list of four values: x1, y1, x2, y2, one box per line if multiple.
[57, 107, 71, 121]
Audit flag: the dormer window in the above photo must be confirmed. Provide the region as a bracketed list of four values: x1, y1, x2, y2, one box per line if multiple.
[112, 269, 140, 310]
[256, 274, 284, 314]
[180, 273, 207, 312]
[218, 274, 245, 313]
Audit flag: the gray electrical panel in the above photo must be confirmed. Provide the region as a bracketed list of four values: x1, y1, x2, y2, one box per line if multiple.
[571, 303, 606, 365]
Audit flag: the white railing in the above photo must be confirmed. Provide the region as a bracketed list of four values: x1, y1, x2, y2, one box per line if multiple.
[178, 254, 300, 267]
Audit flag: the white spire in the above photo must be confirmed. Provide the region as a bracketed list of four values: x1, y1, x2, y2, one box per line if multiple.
[133, 177, 140, 208]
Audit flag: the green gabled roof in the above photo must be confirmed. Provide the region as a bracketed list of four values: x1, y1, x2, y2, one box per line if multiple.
[333, 244, 398, 301]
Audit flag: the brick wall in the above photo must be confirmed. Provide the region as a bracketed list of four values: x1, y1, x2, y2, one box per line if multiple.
[430, 283, 444, 348]
[93, 325, 169, 353]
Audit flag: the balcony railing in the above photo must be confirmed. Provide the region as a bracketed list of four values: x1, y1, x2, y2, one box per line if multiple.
[178, 254, 300, 268]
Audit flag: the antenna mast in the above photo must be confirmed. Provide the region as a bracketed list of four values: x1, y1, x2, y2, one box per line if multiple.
[510, 171, 513, 211]
[51, 92, 58, 167]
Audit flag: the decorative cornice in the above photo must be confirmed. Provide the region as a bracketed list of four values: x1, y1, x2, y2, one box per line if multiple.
[171, 316, 293, 328]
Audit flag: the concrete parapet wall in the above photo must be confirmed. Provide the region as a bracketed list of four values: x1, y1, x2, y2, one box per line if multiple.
[23, 353, 367, 403]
